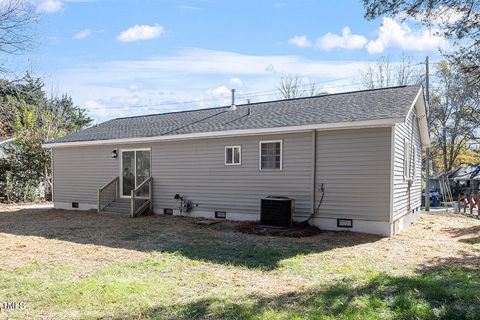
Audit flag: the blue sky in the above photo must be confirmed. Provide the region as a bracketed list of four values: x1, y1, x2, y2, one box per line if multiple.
[19, 0, 448, 122]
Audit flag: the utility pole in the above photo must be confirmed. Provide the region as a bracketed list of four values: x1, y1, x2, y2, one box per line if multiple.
[425, 56, 430, 211]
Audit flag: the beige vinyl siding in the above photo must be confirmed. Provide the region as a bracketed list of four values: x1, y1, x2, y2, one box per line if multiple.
[392, 109, 422, 220]
[151, 133, 312, 217]
[52, 128, 400, 223]
[52, 146, 118, 205]
[52, 132, 313, 217]
[314, 128, 392, 222]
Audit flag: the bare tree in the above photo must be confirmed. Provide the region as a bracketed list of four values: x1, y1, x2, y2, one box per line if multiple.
[0, 0, 37, 69]
[429, 61, 480, 172]
[0, 1, 37, 137]
[276, 74, 324, 99]
[358, 55, 424, 89]
[303, 78, 324, 97]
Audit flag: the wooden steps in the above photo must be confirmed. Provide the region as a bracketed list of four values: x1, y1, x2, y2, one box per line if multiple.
[100, 198, 130, 215]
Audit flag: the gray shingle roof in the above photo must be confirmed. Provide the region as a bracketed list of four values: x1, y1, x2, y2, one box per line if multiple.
[436, 165, 480, 181]
[46, 85, 421, 144]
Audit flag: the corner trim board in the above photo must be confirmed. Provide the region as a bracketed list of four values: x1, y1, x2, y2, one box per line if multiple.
[389, 126, 395, 223]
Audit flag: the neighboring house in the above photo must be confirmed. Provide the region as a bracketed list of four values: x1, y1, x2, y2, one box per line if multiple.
[43, 85, 429, 236]
[0, 137, 13, 200]
[431, 165, 480, 195]
[0, 137, 13, 159]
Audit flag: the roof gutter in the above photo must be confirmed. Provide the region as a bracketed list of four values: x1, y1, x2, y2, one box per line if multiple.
[43, 118, 404, 148]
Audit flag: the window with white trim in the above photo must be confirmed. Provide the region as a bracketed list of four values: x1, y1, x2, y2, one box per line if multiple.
[260, 140, 282, 170]
[404, 138, 411, 180]
[225, 146, 241, 165]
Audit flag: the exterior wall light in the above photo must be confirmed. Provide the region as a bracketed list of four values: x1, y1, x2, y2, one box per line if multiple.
[111, 149, 118, 158]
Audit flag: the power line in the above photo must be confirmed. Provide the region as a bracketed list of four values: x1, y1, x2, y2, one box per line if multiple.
[85, 95, 232, 111]
[251, 77, 350, 93]
[84, 70, 434, 112]
[84, 76, 353, 111]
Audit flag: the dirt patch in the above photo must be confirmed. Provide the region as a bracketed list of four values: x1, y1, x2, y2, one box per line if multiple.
[0, 207, 478, 274]
[0, 206, 479, 319]
[236, 221, 322, 238]
[0, 201, 52, 207]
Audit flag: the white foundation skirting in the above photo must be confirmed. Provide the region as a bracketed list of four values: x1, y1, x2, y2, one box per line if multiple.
[153, 208, 259, 222]
[54, 202, 97, 211]
[54, 201, 421, 237]
[310, 216, 392, 236]
[391, 207, 421, 235]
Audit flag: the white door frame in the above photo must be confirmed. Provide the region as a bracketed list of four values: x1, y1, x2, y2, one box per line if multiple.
[119, 148, 151, 198]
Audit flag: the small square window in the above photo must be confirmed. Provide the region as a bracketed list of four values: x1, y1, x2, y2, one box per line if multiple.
[225, 146, 241, 165]
[259, 140, 282, 171]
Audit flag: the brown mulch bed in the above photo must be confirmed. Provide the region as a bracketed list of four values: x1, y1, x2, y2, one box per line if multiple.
[236, 221, 322, 238]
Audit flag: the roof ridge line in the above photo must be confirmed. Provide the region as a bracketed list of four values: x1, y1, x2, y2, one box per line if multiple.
[106, 85, 420, 122]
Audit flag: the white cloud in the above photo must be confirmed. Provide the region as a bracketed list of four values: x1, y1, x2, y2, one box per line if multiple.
[73, 28, 92, 40]
[288, 35, 312, 48]
[84, 100, 111, 119]
[316, 27, 367, 51]
[265, 64, 276, 73]
[84, 96, 150, 121]
[178, 5, 202, 10]
[51, 48, 375, 122]
[116, 24, 165, 42]
[37, 0, 63, 13]
[274, 2, 287, 9]
[229, 77, 243, 87]
[206, 85, 230, 98]
[92, 48, 372, 77]
[366, 17, 449, 54]
[128, 84, 139, 91]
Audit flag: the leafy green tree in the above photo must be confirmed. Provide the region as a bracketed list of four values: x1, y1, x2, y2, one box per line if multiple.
[0, 75, 92, 201]
[429, 61, 480, 172]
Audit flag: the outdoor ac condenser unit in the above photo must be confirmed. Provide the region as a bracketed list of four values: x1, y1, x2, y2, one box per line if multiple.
[260, 196, 294, 228]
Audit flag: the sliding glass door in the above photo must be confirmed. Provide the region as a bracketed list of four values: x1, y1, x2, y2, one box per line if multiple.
[121, 149, 151, 197]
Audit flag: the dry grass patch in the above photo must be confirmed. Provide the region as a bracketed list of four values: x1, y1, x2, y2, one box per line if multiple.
[0, 208, 478, 319]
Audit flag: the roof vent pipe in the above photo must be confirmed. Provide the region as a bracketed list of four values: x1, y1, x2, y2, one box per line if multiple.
[230, 88, 236, 111]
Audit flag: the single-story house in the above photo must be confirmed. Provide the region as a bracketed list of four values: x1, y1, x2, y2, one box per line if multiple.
[43, 85, 430, 236]
[431, 165, 480, 195]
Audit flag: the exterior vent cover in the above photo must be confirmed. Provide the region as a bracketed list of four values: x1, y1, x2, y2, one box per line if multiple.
[260, 196, 293, 228]
[215, 211, 226, 219]
[337, 219, 353, 228]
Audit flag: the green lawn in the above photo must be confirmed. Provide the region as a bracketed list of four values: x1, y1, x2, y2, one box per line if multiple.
[0, 208, 479, 319]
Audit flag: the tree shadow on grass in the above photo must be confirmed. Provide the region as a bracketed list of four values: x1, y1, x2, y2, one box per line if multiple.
[131, 265, 480, 320]
[0, 208, 381, 270]
[443, 224, 480, 244]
